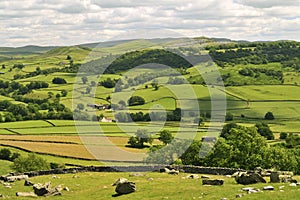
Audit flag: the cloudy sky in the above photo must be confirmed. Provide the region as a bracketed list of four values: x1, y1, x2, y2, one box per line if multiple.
[1, 0, 300, 47]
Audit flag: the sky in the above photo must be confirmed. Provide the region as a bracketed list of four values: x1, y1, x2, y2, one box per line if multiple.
[1, 0, 300, 47]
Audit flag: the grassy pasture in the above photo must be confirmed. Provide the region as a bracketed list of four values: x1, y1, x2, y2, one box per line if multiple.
[226, 85, 300, 101]
[0, 172, 299, 200]
[0, 146, 103, 167]
[0, 159, 12, 175]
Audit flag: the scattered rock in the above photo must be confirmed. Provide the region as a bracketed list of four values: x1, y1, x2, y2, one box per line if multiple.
[63, 187, 69, 191]
[168, 169, 179, 175]
[160, 168, 170, 173]
[263, 186, 274, 190]
[24, 179, 34, 186]
[115, 182, 136, 195]
[147, 178, 154, 181]
[72, 175, 79, 179]
[270, 171, 296, 183]
[33, 182, 52, 196]
[113, 178, 136, 195]
[235, 173, 266, 185]
[279, 186, 285, 189]
[129, 173, 145, 177]
[289, 183, 297, 187]
[54, 184, 63, 192]
[186, 174, 199, 179]
[160, 168, 179, 175]
[202, 179, 224, 186]
[220, 198, 227, 200]
[33, 182, 62, 196]
[1, 175, 29, 182]
[112, 178, 128, 186]
[236, 194, 243, 198]
[242, 187, 260, 193]
[16, 192, 37, 197]
[201, 175, 210, 179]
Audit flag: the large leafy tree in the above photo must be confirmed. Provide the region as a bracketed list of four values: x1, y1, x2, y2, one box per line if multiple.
[206, 126, 267, 170]
[159, 130, 174, 145]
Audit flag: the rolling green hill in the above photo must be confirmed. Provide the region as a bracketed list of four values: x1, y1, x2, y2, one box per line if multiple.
[0, 37, 300, 172]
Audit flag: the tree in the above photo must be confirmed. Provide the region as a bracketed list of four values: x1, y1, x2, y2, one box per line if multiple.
[220, 123, 240, 139]
[0, 148, 11, 160]
[52, 77, 67, 84]
[66, 55, 72, 60]
[159, 130, 174, 145]
[280, 132, 288, 140]
[128, 129, 153, 148]
[255, 122, 274, 140]
[128, 96, 145, 106]
[81, 76, 88, 84]
[61, 90, 68, 97]
[225, 112, 234, 121]
[12, 153, 50, 173]
[264, 111, 275, 120]
[90, 81, 96, 87]
[77, 103, 85, 111]
[206, 126, 267, 169]
[262, 146, 298, 172]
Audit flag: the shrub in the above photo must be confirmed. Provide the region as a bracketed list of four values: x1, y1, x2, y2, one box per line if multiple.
[280, 132, 288, 140]
[159, 130, 174, 145]
[52, 77, 67, 84]
[225, 112, 234, 121]
[264, 111, 275, 120]
[0, 148, 11, 160]
[12, 153, 50, 173]
[128, 96, 145, 106]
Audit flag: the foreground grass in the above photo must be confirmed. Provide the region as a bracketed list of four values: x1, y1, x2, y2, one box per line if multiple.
[0, 172, 299, 199]
[0, 160, 12, 175]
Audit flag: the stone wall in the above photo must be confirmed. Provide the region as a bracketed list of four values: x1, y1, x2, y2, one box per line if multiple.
[22, 165, 245, 177]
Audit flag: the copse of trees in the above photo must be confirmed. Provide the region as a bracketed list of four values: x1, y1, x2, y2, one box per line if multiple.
[255, 122, 274, 140]
[128, 129, 153, 148]
[99, 78, 118, 88]
[52, 77, 67, 84]
[128, 96, 145, 106]
[106, 49, 193, 74]
[146, 124, 300, 173]
[208, 41, 300, 68]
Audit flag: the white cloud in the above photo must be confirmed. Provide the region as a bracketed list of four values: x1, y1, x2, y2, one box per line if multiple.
[234, 0, 300, 8]
[0, 0, 299, 46]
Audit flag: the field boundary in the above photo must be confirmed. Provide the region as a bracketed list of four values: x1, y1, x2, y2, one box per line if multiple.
[19, 165, 247, 178]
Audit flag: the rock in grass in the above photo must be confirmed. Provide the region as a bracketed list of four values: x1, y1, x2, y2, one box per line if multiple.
[202, 179, 224, 186]
[236, 194, 243, 198]
[113, 178, 136, 195]
[263, 186, 274, 190]
[24, 179, 34, 186]
[235, 173, 266, 185]
[33, 182, 52, 196]
[115, 182, 136, 195]
[186, 174, 199, 179]
[112, 178, 128, 186]
[16, 192, 37, 197]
